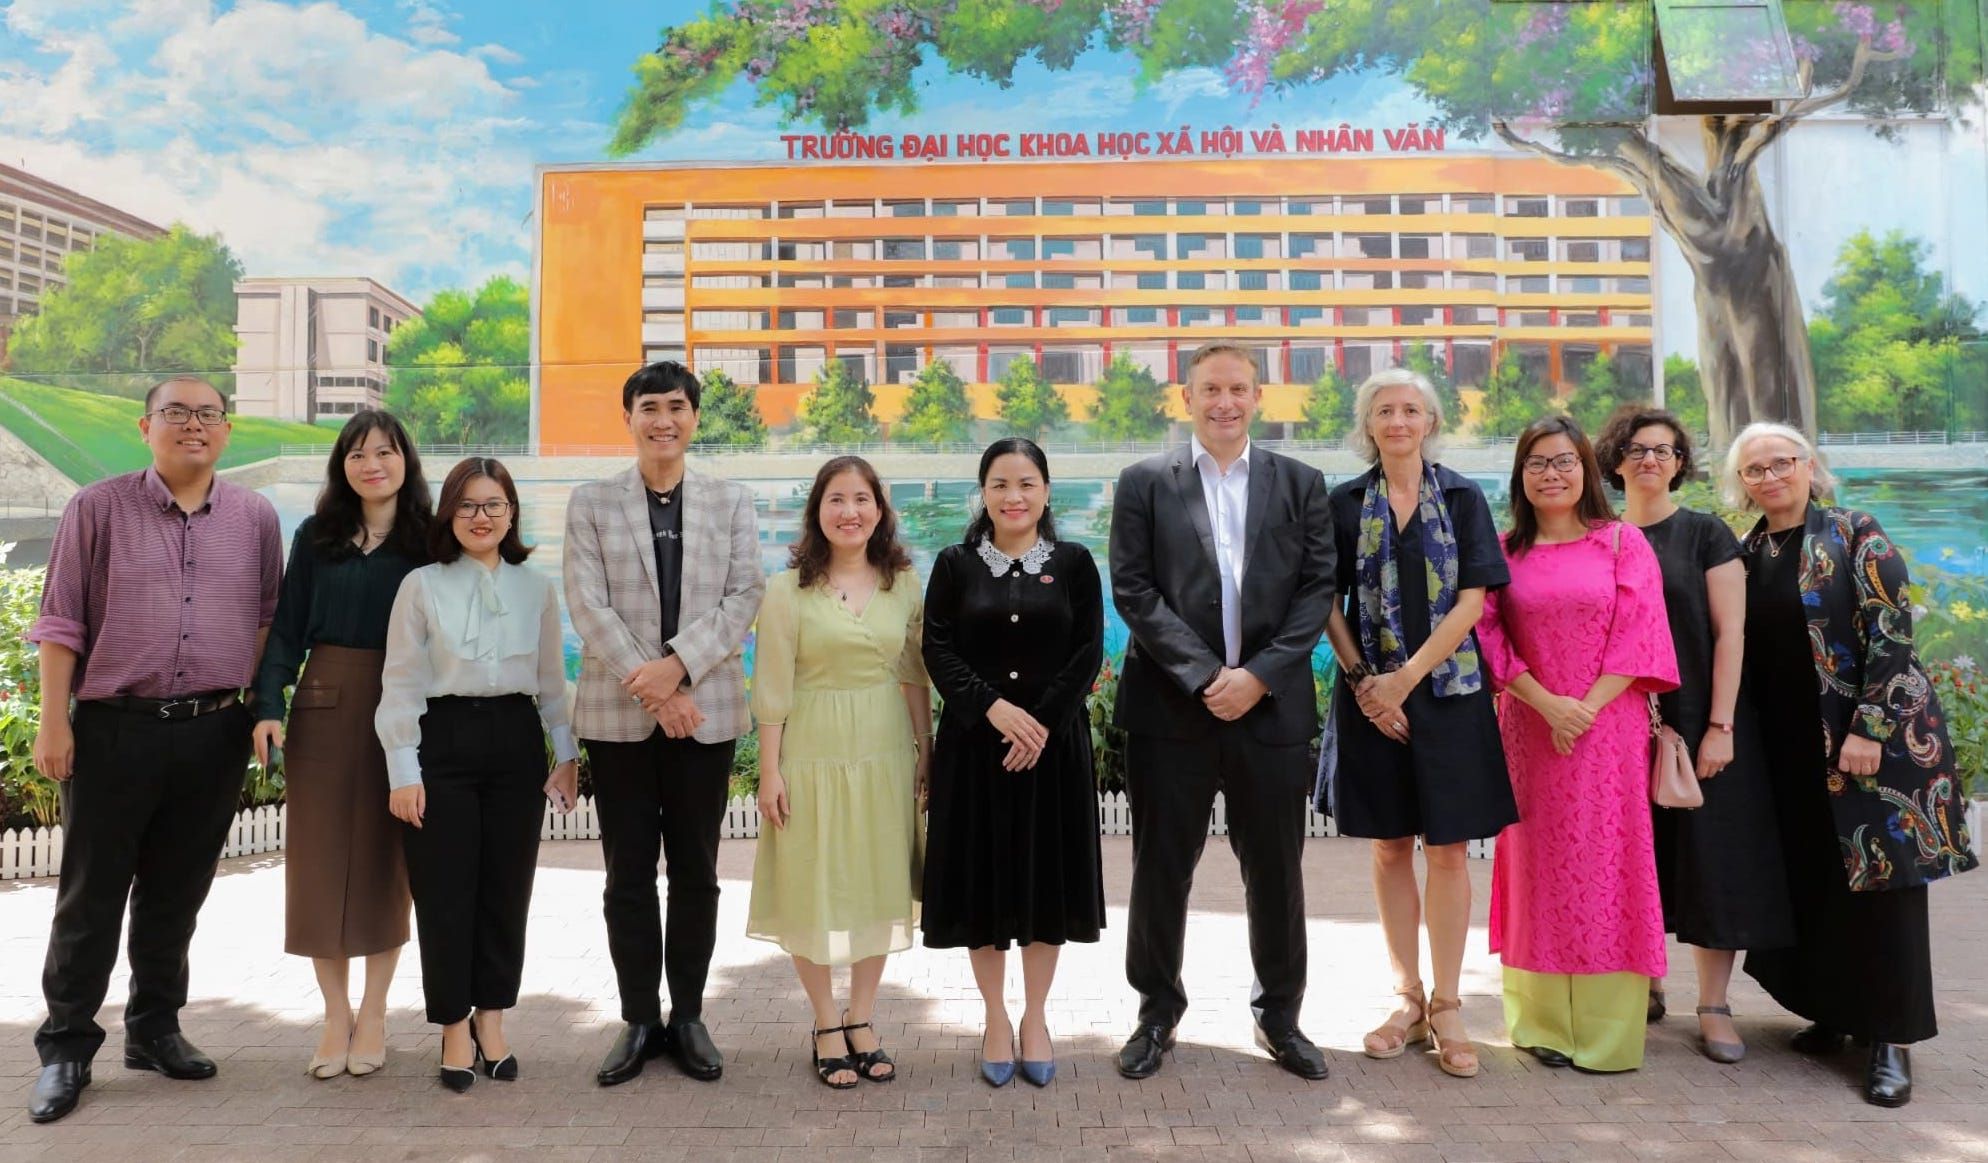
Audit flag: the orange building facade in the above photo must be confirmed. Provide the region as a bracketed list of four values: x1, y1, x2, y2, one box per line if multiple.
[533, 155, 1655, 449]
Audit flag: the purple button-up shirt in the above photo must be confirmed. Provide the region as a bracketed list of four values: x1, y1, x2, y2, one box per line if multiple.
[27, 468, 283, 702]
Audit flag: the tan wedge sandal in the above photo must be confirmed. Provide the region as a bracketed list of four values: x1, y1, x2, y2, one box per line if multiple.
[1427, 996, 1480, 1078]
[1362, 983, 1429, 1060]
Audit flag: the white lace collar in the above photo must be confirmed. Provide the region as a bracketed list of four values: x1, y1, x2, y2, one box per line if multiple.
[976, 536, 1054, 577]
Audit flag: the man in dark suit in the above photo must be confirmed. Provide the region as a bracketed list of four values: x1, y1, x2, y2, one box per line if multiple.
[1109, 341, 1335, 1081]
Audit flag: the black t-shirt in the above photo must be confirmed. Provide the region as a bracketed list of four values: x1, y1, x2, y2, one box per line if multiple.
[646, 480, 684, 645]
[1641, 507, 1741, 742]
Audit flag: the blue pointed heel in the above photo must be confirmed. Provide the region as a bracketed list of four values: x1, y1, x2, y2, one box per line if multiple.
[979, 1023, 1016, 1088]
[1018, 1020, 1055, 1087]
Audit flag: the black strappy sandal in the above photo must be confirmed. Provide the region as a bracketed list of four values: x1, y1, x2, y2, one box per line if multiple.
[811, 1025, 858, 1090]
[842, 1011, 895, 1083]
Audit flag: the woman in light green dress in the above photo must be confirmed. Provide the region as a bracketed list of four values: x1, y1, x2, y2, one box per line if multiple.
[750, 456, 932, 1089]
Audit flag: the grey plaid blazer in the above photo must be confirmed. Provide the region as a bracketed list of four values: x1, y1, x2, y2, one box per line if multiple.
[562, 465, 765, 744]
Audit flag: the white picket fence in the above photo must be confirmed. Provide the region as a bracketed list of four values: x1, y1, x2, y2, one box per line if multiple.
[0, 792, 1510, 881]
[20, 791, 1984, 882]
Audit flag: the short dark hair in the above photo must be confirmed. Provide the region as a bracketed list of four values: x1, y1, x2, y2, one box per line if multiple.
[622, 361, 701, 413]
[311, 409, 433, 563]
[1595, 405, 1694, 492]
[788, 455, 912, 591]
[145, 376, 224, 412]
[963, 437, 1057, 546]
[1504, 415, 1616, 556]
[429, 457, 532, 565]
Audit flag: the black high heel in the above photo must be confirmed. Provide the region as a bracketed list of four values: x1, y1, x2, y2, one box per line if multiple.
[842, 1010, 895, 1083]
[811, 1025, 858, 1090]
[470, 1015, 518, 1082]
[438, 1028, 476, 1093]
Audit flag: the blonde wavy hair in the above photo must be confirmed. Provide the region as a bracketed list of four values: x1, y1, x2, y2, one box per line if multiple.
[1722, 421, 1837, 509]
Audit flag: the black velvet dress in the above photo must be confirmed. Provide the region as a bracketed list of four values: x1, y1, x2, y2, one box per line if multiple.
[1643, 508, 1794, 951]
[1741, 532, 1936, 1043]
[919, 539, 1107, 950]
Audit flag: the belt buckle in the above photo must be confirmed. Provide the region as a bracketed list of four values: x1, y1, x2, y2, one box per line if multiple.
[156, 698, 195, 720]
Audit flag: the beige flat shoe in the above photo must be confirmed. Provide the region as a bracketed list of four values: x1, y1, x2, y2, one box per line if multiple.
[1362, 983, 1429, 1060]
[346, 1048, 385, 1076]
[306, 1051, 347, 1079]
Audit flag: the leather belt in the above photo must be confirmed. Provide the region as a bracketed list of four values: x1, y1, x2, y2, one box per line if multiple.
[94, 690, 242, 721]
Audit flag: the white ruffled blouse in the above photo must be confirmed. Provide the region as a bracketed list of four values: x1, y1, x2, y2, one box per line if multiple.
[375, 557, 579, 789]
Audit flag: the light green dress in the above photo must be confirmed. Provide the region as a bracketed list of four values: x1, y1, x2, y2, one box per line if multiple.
[747, 568, 929, 965]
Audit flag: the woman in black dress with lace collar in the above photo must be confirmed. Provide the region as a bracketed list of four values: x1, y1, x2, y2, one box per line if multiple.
[921, 439, 1105, 1089]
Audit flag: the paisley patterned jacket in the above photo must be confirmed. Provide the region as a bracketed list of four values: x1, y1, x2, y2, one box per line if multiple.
[1745, 503, 1978, 892]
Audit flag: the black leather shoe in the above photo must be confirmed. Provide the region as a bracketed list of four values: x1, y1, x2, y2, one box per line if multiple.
[28, 1062, 90, 1123]
[1790, 1023, 1847, 1056]
[667, 1019, 723, 1081]
[1865, 1043, 1912, 1107]
[596, 1022, 670, 1087]
[1254, 1024, 1330, 1080]
[1117, 1024, 1176, 1079]
[124, 1033, 217, 1080]
[1520, 1044, 1573, 1068]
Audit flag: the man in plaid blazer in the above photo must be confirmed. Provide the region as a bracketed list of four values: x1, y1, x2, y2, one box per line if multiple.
[563, 362, 764, 1087]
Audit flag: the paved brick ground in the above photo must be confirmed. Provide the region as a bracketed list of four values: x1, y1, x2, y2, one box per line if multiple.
[0, 835, 1983, 1162]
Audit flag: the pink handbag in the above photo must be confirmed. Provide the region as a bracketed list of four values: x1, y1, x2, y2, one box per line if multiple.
[1648, 696, 1702, 809]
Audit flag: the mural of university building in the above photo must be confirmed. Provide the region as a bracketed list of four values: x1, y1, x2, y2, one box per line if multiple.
[533, 155, 1656, 448]
[0, 164, 167, 359]
[232, 277, 421, 423]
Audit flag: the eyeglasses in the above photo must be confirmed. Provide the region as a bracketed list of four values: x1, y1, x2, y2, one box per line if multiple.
[149, 405, 229, 427]
[453, 500, 512, 519]
[1521, 453, 1581, 476]
[1622, 443, 1677, 463]
[1739, 456, 1803, 483]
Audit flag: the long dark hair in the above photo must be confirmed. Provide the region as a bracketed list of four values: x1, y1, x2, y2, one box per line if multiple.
[962, 437, 1058, 546]
[789, 455, 912, 591]
[1504, 414, 1615, 556]
[429, 457, 533, 566]
[309, 409, 432, 561]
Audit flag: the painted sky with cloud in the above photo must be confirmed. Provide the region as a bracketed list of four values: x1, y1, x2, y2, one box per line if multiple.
[0, 0, 1981, 357]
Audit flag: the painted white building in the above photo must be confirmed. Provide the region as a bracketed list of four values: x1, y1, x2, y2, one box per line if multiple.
[0, 163, 167, 358]
[232, 277, 418, 422]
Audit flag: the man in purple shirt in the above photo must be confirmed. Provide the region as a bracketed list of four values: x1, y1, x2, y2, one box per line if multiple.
[25, 376, 282, 1124]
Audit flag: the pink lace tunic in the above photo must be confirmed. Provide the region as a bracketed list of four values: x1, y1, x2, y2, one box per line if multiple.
[1478, 522, 1679, 978]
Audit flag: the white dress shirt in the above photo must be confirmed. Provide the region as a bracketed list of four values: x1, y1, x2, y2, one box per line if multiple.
[376, 557, 580, 789]
[1190, 434, 1250, 668]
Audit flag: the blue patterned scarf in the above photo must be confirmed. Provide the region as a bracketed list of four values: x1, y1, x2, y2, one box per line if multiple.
[1354, 464, 1482, 698]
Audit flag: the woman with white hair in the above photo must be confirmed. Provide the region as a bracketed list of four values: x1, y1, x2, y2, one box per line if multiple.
[1317, 368, 1517, 1079]
[1727, 422, 1976, 1108]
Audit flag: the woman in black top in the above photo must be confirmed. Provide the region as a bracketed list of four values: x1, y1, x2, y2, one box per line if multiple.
[251, 410, 431, 1079]
[1319, 369, 1515, 1080]
[1596, 407, 1789, 1064]
[921, 438, 1105, 1089]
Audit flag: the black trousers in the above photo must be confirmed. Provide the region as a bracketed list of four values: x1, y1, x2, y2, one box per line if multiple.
[37, 701, 252, 1065]
[1124, 727, 1310, 1034]
[585, 730, 736, 1025]
[402, 696, 546, 1026]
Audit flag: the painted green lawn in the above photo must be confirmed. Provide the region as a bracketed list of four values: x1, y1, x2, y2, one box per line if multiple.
[0, 377, 335, 484]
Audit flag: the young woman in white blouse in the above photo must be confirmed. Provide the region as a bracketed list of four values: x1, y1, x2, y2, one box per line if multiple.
[376, 457, 579, 1092]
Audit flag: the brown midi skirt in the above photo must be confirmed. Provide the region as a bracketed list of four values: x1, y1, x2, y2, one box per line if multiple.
[283, 645, 412, 958]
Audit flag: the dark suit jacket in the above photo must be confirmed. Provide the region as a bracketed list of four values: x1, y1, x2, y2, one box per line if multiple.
[1109, 444, 1335, 745]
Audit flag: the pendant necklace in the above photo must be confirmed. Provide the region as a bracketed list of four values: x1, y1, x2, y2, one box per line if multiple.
[1765, 527, 1800, 558]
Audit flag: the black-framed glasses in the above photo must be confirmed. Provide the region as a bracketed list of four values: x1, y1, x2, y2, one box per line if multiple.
[150, 405, 228, 427]
[1521, 453, 1581, 475]
[1622, 442, 1677, 463]
[1739, 456, 1803, 483]
[453, 499, 512, 519]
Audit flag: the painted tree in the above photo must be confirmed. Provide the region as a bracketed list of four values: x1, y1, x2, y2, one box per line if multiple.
[1478, 350, 1553, 440]
[1402, 343, 1465, 433]
[1088, 353, 1170, 442]
[1298, 363, 1353, 441]
[385, 276, 529, 447]
[1809, 229, 1984, 434]
[896, 360, 972, 444]
[612, 1, 1985, 443]
[799, 357, 879, 444]
[7, 225, 242, 399]
[1663, 354, 1711, 437]
[1567, 351, 1645, 433]
[995, 356, 1067, 441]
[693, 368, 768, 445]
